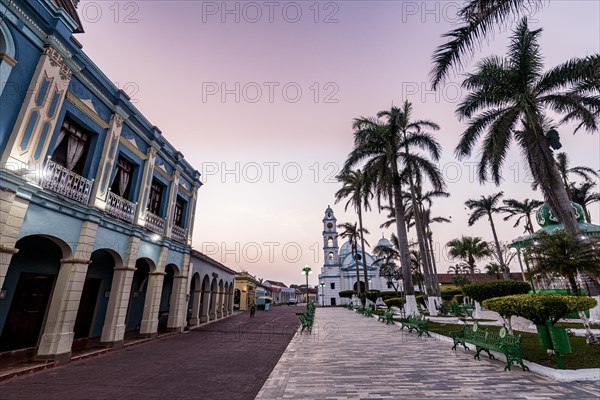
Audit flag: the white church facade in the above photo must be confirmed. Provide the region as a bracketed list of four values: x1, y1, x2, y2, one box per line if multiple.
[318, 206, 396, 306]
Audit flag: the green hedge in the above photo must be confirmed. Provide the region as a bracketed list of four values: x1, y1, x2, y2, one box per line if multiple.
[441, 289, 462, 301]
[384, 297, 406, 309]
[338, 290, 355, 299]
[416, 294, 427, 307]
[380, 291, 401, 300]
[462, 281, 531, 303]
[365, 290, 381, 303]
[483, 294, 597, 325]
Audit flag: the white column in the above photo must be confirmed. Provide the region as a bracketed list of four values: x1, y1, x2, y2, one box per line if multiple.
[139, 271, 165, 337]
[135, 146, 157, 227]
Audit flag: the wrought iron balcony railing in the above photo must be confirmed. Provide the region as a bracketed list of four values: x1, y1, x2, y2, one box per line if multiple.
[106, 191, 137, 223]
[40, 158, 93, 205]
[145, 211, 165, 235]
[172, 225, 187, 243]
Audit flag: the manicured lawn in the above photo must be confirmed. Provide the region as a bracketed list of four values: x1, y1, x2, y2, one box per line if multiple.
[555, 321, 600, 329]
[428, 321, 600, 370]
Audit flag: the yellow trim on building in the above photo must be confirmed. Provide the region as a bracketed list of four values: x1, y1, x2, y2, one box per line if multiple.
[65, 91, 109, 129]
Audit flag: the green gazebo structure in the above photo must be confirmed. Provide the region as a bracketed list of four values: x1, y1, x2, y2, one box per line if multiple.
[509, 201, 600, 321]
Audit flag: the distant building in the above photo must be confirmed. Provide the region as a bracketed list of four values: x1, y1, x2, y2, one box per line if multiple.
[188, 251, 236, 326]
[234, 272, 259, 311]
[318, 206, 400, 306]
[263, 280, 295, 304]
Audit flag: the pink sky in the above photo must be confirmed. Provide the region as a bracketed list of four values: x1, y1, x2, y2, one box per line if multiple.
[76, 1, 600, 286]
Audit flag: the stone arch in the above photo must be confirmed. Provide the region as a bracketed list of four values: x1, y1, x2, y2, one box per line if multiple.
[125, 258, 153, 332]
[158, 264, 178, 332]
[218, 279, 224, 318]
[200, 274, 211, 323]
[73, 248, 119, 342]
[0, 20, 17, 96]
[188, 272, 201, 326]
[223, 282, 229, 316]
[0, 235, 65, 352]
[209, 277, 218, 320]
[228, 281, 235, 315]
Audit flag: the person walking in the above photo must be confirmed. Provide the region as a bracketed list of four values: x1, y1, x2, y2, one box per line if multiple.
[250, 301, 256, 317]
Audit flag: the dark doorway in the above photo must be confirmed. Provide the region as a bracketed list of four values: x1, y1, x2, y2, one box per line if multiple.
[0, 273, 55, 352]
[353, 281, 366, 293]
[330, 298, 337, 306]
[73, 278, 101, 339]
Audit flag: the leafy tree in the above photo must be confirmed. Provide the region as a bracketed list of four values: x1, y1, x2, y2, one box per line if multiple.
[430, 0, 546, 88]
[485, 262, 509, 280]
[335, 169, 373, 291]
[338, 221, 370, 296]
[465, 193, 508, 278]
[527, 231, 600, 344]
[501, 198, 544, 234]
[446, 236, 491, 274]
[454, 19, 600, 236]
[570, 181, 600, 223]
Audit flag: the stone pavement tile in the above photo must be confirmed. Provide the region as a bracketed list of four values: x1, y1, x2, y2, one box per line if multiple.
[255, 308, 600, 400]
[0, 306, 300, 400]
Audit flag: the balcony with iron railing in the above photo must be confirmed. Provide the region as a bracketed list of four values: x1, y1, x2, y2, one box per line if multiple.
[171, 225, 187, 243]
[40, 157, 93, 205]
[106, 191, 137, 223]
[145, 211, 165, 235]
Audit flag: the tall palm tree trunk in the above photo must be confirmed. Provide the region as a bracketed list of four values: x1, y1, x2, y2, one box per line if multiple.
[488, 214, 508, 280]
[352, 240, 361, 297]
[392, 177, 417, 314]
[357, 205, 370, 292]
[427, 232, 441, 296]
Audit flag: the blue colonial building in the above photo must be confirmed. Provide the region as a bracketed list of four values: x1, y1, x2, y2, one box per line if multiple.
[0, 0, 203, 361]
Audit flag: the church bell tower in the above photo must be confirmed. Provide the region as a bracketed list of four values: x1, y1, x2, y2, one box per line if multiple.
[322, 206, 339, 266]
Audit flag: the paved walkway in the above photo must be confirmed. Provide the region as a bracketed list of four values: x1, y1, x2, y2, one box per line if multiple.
[256, 308, 600, 400]
[0, 306, 300, 400]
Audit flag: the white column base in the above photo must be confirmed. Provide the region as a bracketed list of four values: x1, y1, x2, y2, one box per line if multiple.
[405, 295, 419, 315]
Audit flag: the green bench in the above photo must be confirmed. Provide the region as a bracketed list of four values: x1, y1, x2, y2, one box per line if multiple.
[299, 303, 316, 334]
[449, 322, 529, 371]
[378, 309, 395, 324]
[399, 314, 430, 337]
[450, 303, 475, 318]
[345, 302, 355, 310]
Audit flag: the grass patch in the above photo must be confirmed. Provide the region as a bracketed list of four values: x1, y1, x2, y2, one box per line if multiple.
[428, 321, 600, 370]
[555, 322, 600, 329]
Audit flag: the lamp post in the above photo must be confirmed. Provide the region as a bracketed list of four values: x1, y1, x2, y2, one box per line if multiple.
[320, 281, 325, 307]
[301, 265, 312, 306]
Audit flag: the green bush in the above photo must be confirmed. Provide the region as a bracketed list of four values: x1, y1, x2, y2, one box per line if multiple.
[462, 281, 530, 303]
[365, 290, 381, 303]
[338, 290, 355, 299]
[384, 297, 406, 309]
[454, 294, 464, 304]
[441, 289, 462, 301]
[415, 294, 427, 307]
[380, 291, 400, 300]
[483, 294, 597, 325]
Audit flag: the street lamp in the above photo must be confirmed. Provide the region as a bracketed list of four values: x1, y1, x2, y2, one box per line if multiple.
[301, 265, 312, 306]
[320, 281, 325, 307]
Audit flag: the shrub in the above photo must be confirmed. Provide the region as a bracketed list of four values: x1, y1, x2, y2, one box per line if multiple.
[380, 291, 400, 300]
[483, 294, 597, 325]
[338, 290, 355, 299]
[365, 290, 381, 303]
[454, 294, 464, 304]
[384, 297, 406, 309]
[415, 294, 427, 307]
[441, 289, 462, 301]
[462, 281, 531, 303]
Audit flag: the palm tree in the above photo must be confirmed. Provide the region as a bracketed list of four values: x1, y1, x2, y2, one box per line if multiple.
[465, 193, 509, 278]
[447, 263, 469, 275]
[337, 222, 369, 295]
[409, 250, 425, 292]
[373, 236, 402, 294]
[335, 169, 373, 291]
[430, 0, 546, 89]
[501, 198, 544, 234]
[528, 231, 600, 345]
[485, 262, 509, 280]
[345, 108, 445, 314]
[446, 236, 491, 274]
[556, 152, 600, 195]
[455, 19, 600, 235]
[570, 181, 600, 223]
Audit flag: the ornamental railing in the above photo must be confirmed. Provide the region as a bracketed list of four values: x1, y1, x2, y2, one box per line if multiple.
[106, 191, 137, 223]
[40, 158, 93, 205]
[172, 225, 187, 243]
[145, 211, 165, 234]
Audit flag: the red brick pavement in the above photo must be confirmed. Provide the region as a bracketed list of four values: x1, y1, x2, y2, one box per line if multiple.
[0, 305, 302, 400]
